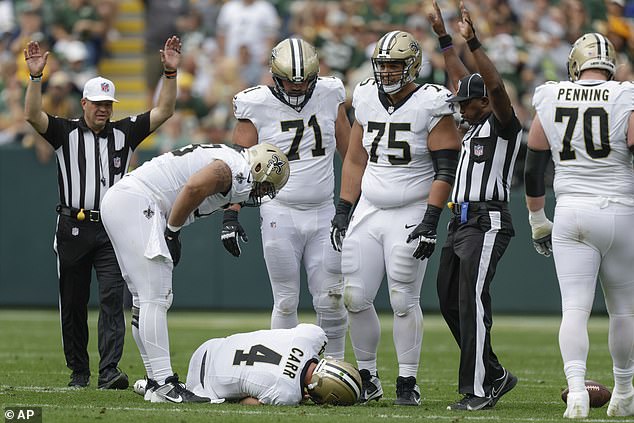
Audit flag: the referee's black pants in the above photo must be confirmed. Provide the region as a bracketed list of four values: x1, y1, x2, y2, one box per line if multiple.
[55, 215, 126, 377]
[436, 205, 514, 397]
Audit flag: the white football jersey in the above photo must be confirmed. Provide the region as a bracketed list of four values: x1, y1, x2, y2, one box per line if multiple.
[533, 80, 634, 197]
[233, 77, 345, 209]
[187, 323, 327, 405]
[127, 143, 252, 226]
[352, 78, 454, 208]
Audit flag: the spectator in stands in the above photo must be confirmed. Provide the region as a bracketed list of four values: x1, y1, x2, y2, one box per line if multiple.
[216, 0, 280, 85]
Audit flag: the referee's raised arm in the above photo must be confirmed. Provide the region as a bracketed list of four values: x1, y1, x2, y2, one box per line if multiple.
[149, 35, 182, 132]
[23, 40, 49, 134]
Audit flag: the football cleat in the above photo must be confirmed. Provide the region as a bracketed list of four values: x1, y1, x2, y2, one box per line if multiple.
[489, 368, 518, 407]
[358, 369, 383, 403]
[395, 376, 420, 406]
[150, 374, 210, 403]
[68, 371, 90, 388]
[134, 377, 160, 401]
[564, 390, 590, 419]
[607, 392, 634, 416]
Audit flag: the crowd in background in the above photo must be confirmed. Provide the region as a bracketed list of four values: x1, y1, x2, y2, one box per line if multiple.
[1, 0, 634, 183]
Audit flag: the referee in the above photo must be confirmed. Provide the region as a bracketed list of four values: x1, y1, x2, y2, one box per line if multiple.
[23, 36, 182, 389]
[428, 1, 521, 411]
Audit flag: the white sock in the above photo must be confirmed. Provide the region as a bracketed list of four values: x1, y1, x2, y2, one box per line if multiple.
[132, 306, 153, 379]
[393, 306, 422, 378]
[140, 302, 173, 384]
[613, 366, 634, 396]
[564, 360, 587, 393]
[349, 307, 380, 374]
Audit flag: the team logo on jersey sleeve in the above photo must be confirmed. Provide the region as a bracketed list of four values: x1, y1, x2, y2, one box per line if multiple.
[235, 172, 246, 184]
[143, 206, 154, 219]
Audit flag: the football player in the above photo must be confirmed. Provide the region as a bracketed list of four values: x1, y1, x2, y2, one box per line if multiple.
[178, 324, 360, 405]
[225, 38, 351, 360]
[330, 31, 461, 405]
[525, 33, 634, 418]
[100, 143, 290, 403]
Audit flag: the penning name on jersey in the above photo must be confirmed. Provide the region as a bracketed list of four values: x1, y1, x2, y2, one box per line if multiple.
[557, 88, 610, 102]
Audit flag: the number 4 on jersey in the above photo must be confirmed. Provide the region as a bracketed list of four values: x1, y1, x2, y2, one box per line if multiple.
[233, 344, 282, 366]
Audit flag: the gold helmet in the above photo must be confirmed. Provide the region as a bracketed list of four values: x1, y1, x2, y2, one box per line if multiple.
[372, 31, 422, 94]
[567, 33, 616, 81]
[307, 358, 362, 406]
[243, 143, 290, 207]
[270, 38, 320, 110]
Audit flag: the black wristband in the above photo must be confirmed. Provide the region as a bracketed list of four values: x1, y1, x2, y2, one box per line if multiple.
[335, 199, 353, 216]
[422, 204, 443, 228]
[164, 69, 177, 79]
[467, 37, 481, 52]
[223, 209, 239, 224]
[438, 35, 453, 50]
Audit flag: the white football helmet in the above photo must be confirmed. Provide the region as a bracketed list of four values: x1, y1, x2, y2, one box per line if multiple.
[372, 31, 422, 94]
[270, 38, 320, 110]
[567, 33, 616, 81]
[307, 358, 362, 406]
[243, 143, 290, 207]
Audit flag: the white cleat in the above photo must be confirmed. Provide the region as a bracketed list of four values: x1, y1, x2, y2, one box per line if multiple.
[607, 392, 634, 416]
[564, 390, 589, 419]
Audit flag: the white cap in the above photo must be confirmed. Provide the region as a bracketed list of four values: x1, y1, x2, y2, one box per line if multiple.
[82, 76, 119, 102]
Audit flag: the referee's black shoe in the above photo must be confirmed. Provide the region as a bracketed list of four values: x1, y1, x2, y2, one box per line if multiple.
[489, 368, 517, 407]
[68, 371, 90, 388]
[98, 367, 129, 390]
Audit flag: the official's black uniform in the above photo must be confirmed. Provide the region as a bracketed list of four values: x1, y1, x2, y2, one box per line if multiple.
[41, 111, 151, 383]
[437, 111, 522, 397]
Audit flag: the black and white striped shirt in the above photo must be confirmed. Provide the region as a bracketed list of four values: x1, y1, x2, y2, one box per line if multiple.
[41, 112, 151, 210]
[451, 112, 522, 203]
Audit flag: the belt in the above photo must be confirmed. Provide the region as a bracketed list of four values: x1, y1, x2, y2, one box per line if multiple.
[447, 201, 507, 222]
[56, 205, 101, 222]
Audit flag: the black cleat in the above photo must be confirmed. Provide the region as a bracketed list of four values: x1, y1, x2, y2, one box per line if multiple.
[150, 374, 210, 403]
[395, 376, 421, 406]
[358, 369, 383, 403]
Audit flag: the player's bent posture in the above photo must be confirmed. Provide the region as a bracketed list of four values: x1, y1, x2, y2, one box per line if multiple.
[525, 32, 634, 419]
[134, 324, 361, 405]
[100, 143, 290, 403]
[330, 30, 461, 405]
[228, 38, 350, 360]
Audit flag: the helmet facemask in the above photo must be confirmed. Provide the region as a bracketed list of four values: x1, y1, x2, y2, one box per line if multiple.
[270, 38, 320, 111]
[242, 143, 290, 207]
[371, 31, 422, 95]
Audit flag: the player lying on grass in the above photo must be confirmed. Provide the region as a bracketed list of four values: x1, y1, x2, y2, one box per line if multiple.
[134, 324, 361, 405]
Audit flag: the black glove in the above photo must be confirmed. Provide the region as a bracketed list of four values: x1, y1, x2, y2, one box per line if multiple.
[221, 209, 248, 257]
[164, 227, 181, 266]
[533, 234, 553, 257]
[330, 199, 353, 252]
[406, 204, 442, 260]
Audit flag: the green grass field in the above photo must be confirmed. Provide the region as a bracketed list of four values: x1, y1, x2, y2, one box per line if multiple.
[0, 309, 629, 422]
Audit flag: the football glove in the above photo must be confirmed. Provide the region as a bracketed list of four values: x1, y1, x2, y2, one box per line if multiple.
[528, 209, 553, 257]
[406, 204, 442, 260]
[164, 227, 181, 266]
[221, 209, 248, 257]
[330, 199, 353, 252]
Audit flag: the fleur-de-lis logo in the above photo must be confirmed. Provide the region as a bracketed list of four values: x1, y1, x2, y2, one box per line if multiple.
[143, 206, 154, 219]
[235, 172, 245, 184]
[268, 154, 285, 175]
